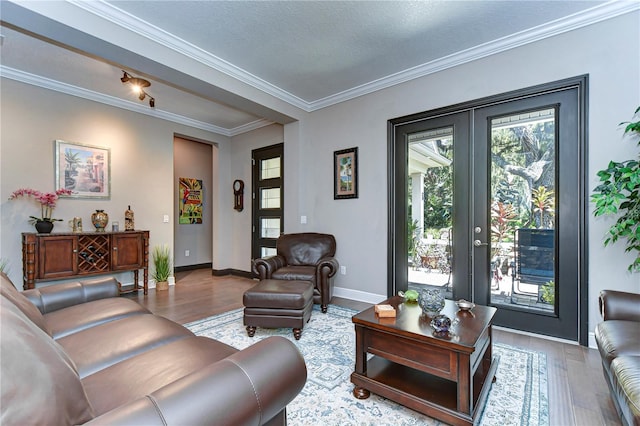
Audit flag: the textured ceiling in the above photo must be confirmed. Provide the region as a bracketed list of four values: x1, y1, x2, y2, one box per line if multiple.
[2, 0, 629, 135]
[107, 0, 602, 102]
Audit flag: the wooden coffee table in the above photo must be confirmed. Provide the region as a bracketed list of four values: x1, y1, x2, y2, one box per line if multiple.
[351, 296, 498, 426]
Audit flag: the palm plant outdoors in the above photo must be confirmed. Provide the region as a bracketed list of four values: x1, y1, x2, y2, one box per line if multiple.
[531, 185, 555, 229]
[592, 106, 640, 272]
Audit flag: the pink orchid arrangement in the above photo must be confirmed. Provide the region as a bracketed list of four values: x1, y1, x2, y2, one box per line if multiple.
[9, 188, 73, 223]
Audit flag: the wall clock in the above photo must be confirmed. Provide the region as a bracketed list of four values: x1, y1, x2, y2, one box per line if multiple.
[233, 179, 244, 212]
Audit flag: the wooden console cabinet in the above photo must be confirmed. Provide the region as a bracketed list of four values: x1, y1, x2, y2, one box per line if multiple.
[22, 230, 149, 294]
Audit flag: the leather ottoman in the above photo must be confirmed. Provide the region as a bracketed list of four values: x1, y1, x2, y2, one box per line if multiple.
[243, 279, 314, 340]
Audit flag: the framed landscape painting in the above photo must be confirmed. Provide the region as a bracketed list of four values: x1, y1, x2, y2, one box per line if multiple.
[55, 140, 110, 199]
[334, 147, 358, 199]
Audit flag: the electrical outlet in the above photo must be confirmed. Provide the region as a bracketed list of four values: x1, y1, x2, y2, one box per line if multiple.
[185, 250, 190, 257]
[340, 265, 347, 275]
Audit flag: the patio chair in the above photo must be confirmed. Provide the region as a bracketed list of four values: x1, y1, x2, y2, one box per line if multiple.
[511, 228, 555, 303]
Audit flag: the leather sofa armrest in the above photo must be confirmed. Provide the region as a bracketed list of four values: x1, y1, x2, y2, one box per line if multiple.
[23, 277, 120, 314]
[599, 290, 640, 321]
[85, 336, 306, 426]
[252, 255, 286, 279]
[317, 256, 339, 278]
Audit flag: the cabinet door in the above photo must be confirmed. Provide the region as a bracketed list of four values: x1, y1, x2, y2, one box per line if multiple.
[38, 236, 78, 278]
[112, 233, 143, 270]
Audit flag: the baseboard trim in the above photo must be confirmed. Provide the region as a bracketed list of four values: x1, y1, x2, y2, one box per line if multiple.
[333, 286, 387, 305]
[212, 268, 255, 279]
[174, 263, 212, 273]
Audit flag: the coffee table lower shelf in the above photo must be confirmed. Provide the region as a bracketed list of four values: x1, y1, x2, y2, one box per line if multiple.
[351, 355, 499, 426]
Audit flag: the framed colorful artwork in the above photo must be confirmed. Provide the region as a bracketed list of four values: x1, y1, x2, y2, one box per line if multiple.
[179, 177, 203, 224]
[55, 140, 110, 199]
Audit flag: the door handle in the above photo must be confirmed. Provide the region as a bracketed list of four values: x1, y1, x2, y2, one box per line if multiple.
[474, 240, 488, 247]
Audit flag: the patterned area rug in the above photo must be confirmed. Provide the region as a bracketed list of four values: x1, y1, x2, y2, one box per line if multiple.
[186, 305, 548, 426]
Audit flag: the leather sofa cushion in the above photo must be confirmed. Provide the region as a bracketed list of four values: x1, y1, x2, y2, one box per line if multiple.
[1, 295, 95, 425]
[595, 320, 640, 372]
[45, 297, 150, 339]
[243, 280, 314, 310]
[0, 272, 47, 333]
[610, 356, 640, 425]
[82, 336, 238, 416]
[272, 266, 316, 283]
[57, 314, 194, 378]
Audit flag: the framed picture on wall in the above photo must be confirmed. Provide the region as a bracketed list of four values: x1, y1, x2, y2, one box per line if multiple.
[334, 147, 358, 199]
[55, 140, 110, 199]
[179, 177, 204, 224]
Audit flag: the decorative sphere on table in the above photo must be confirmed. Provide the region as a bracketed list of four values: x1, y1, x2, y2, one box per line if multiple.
[430, 314, 452, 333]
[418, 287, 445, 316]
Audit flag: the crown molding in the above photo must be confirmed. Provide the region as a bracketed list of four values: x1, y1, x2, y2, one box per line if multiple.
[70, 0, 310, 111]
[68, 0, 638, 113]
[0, 66, 240, 136]
[308, 1, 640, 111]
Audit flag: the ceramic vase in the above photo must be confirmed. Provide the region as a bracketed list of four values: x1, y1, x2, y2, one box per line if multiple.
[418, 287, 445, 317]
[35, 220, 54, 234]
[91, 210, 109, 232]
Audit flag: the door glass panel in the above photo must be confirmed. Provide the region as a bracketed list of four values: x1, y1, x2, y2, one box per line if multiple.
[260, 217, 281, 238]
[260, 188, 281, 209]
[407, 127, 454, 292]
[261, 157, 281, 180]
[489, 108, 556, 312]
[261, 247, 277, 257]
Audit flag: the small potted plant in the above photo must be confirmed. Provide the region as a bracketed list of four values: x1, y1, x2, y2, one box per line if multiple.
[152, 245, 172, 291]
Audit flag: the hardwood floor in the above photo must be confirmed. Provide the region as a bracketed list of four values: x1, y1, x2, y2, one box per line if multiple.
[125, 269, 620, 426]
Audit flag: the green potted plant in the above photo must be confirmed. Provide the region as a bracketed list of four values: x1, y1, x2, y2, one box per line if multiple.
[592, 106, 640, 272]
[152, 245, 172, 291]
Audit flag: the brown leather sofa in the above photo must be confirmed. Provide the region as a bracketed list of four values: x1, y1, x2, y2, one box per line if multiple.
[0, 273, 306, 426]
[594, 290, 640, 426]
[253, 233, 339, 313]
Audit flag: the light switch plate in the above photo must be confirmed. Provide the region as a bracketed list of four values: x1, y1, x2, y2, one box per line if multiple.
[163, 214, 169, 223]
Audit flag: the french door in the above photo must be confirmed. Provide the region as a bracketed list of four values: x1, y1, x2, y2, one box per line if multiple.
[251, 143, 284, 263]
[389, 77, 587, 343]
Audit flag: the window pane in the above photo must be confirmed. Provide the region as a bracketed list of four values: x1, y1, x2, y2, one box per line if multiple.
[261, 218, 281, 238]
[260, 188, 281, 209]
[489, 108, 556, 312]
[261, 247, 277, 257]
[407, 127, 454, 290]
[261, 157, 281, 180]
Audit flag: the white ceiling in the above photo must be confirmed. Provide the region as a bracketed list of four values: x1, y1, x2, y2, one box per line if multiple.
[1, 0, 634, 136]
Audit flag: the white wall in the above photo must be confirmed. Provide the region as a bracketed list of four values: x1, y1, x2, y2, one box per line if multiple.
[174, 137, 214, 268]
[292, 12, 640, 334]
[0, 79, 231, 286]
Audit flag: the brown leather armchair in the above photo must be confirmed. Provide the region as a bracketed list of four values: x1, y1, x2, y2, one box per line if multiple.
[252, 233, 339, 313]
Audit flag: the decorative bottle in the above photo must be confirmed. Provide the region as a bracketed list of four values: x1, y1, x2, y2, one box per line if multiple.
[125, 205, 134, 231]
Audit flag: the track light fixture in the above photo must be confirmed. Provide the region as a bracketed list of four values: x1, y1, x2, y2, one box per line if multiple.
[120, 71, 155, 108]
